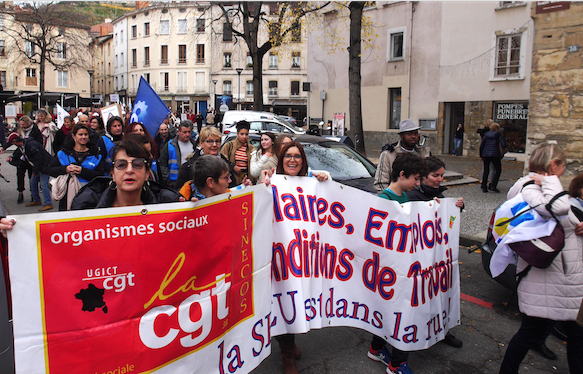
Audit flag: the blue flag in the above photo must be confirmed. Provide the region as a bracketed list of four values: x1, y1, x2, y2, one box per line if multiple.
[130, 76, 171, 136]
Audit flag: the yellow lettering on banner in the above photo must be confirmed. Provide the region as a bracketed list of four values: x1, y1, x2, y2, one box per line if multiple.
[241, 263, 250, 278]
[240, 281, 249, 296]
[243, 217, 248, 231]
[222, 319, 229, 329]
[240, 299, 247, 313]
[144, 253, 229, 309]
[242, 202, 248, 215]
[241, 249, 249, 263]
[241, 234, 249, 247]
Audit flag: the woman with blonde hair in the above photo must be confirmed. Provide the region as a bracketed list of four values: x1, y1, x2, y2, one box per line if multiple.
[499, 142, 583, 373]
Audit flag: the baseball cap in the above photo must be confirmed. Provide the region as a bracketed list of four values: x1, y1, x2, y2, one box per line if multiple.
[398, 119, 420, 133]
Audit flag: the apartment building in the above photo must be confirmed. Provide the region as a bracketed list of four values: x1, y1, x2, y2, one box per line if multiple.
[208, 2, 308, 120]
[113, 15, 128, 106]
[90, 21, 114, 106]
[307, 1, 533, 158]
[0, 5, 92, 114]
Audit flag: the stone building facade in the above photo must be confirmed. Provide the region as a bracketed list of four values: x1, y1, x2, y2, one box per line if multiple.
[528, 1, 583, 185]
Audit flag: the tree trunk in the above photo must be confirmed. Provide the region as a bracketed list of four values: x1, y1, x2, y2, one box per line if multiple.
[253, 53, 263, 111]
[39, 49, 46, 107]
[348, 2, 366, 156]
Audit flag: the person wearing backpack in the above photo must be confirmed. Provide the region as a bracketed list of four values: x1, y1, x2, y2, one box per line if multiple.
[499, 143, 583, 374]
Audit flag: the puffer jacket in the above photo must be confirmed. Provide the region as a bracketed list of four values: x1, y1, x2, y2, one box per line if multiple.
[479, 130, 506, 158]
[510, 174, 583, 321]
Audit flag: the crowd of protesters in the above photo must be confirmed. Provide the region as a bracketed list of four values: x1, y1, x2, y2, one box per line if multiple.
[2, 112, 581, 374]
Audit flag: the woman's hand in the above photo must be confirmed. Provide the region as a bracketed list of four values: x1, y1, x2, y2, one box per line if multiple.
[530, 173, 546, 186]
[241, 176, 252, 187]
[260, 168, 275, 186]
[66, 165, 81, 174]
[575, 222, 583, 236]
[312, 172, 329, 182]
[0, 218, 15, 238]
[455, 197, 464, 208]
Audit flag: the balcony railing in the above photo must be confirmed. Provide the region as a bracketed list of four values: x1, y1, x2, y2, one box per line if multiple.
[131, 61, 137, 68]
[160, 58, 168, 65]
[178, 58, 187, 64]
[177, 86, 187, 92]
[144, 60, 150, 67]
[162, 85, 169, 92]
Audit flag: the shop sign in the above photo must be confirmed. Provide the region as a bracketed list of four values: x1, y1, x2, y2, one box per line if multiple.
[536, 1, 570, 14]
[496, 103, 528, 121]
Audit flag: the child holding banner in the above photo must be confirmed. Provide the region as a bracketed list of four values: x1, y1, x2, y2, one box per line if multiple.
[370, 152, 425, 374]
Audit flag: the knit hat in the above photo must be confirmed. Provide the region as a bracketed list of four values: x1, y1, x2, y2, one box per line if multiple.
[398, 119, 420, 133]
[7, 132, 22, 144]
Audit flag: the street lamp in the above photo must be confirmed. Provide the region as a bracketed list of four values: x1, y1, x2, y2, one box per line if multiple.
[87, 69, 94, 110]
[236, 68, 243, 110]
[212, 79, 218, 110]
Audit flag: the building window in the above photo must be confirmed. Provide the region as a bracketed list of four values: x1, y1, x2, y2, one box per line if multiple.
[196, 44, 205, 64]
[57, 42, 66, 59]
[0, 15, 4, 31]
[495, 33, 521, 77]
[115, 77, 118, 91]
[131, 25, 137, 39]
[247, 53, 253, 68]
[291, 24, 301, 42]
[144, 46, 150, 66]
[114, 33, 117, 46]
[131, 48, 137, 67]
[144, 72, 150, 83]
[120, 30, 124, 43]
[223, 52, 232, 68]
[178, 44, 187, 64]
[160, 20, 169, 35]
[0, 71, 6, 87]
[26, 23, 33, 33]
[419, 119, 436, 130]
[177, 71, 187, 92]
[121, 74, 124, 89]
[177, 19, 187, 34]
[115, 54, 118, 68]
[386, 27, 406, 61]
[291, 80, 300, 96]
[246, 80, 254, 96]
[160, 45, 168, 64]
[144, 22, 150, 37]
[223, 23, 232, 42]
[196, 18, 205, 33]
[292, 52, 300, 68]
[120, 52, 124, 67]
[161, 72, 169, 91]
[196, 71, 205, 92]
[388, 88, 402, 129]
[25, 41, 35, 57]
[269, 53, 278, 69]
[269, 80, 278, 96]
[0, 40, 5, 57]
[223, 80, 232, 95]
[26, 68, 37, 86]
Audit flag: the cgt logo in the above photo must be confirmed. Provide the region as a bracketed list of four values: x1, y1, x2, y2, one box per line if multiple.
[84, 266, 135, 292]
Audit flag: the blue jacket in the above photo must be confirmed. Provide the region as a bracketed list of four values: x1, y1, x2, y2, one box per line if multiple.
[159, 137, 197, 186]
[49, 143, 105, 184]
[480, 130, 506, 158]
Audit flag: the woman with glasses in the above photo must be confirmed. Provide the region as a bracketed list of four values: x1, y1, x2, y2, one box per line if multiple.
[250, 132, 277, 181]
[176, 126, 245, 199]
[71, 138, 182, 209]
[259, 141, 327, 374]
[48, 123, 105, 211]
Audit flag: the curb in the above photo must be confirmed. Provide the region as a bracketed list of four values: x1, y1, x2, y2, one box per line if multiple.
[460, 234, 484, 248]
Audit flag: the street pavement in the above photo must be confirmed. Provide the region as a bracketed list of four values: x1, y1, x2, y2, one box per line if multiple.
[0, 150, 570, 373]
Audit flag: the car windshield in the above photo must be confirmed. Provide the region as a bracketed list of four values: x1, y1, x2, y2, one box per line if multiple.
[275, 115, 304, 132]
[302, 142, 375, 180]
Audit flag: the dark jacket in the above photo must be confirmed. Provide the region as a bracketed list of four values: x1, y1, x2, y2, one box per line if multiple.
[52, 128, 73, 154]
[23, 139, 53, 174]
[480, 130, 506, 158]
[71, 176, 182, 210]
[407, 184, 447, 201]
[154, 132, 170, 153]
[175, 151, 237, 191]
[21, 124, 43, 145]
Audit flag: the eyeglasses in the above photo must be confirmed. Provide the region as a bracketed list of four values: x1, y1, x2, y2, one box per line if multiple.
[113, 158, 148, 171]
[204, 139, 221, 145]
[284, 154, 302, 161]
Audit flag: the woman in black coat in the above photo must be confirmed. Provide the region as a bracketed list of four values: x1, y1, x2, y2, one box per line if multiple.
[479, 122, 507, 193]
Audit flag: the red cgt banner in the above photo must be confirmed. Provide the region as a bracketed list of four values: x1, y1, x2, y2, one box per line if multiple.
[17, 192, 262, 374]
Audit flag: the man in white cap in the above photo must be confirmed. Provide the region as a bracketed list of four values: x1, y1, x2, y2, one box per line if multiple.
[373, 119, 430, 192]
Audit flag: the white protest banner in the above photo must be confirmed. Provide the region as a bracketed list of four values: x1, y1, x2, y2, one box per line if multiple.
[8, 186, 273, 374]
[268, 176, 461, 351]
[55, 104, 69, 129]
[100, 103, 122, 122]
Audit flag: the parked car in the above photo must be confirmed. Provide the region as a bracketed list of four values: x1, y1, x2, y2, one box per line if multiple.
[278, 115, 299, 127]
[221, 110, 305, 135]
[223, 119, 305, 137]
[222, 134, 377, 193]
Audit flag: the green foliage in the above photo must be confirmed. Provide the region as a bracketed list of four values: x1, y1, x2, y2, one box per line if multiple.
[53, 2, 132, 26]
